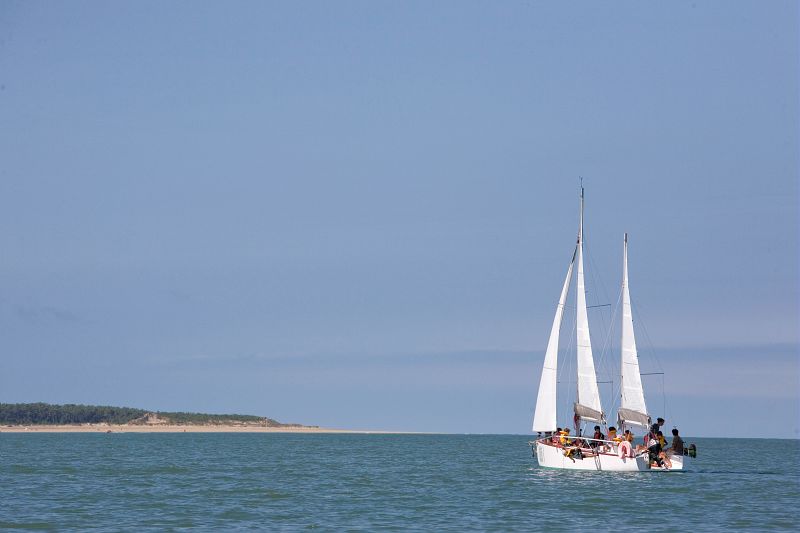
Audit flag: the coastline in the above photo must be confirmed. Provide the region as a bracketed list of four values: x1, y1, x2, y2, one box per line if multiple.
[0, 424, 389, 434]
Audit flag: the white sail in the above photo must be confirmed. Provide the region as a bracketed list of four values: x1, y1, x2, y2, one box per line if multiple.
[619, 233, 650, 427]
[532, 248, 576, 433]
[574, 189, 603, 421]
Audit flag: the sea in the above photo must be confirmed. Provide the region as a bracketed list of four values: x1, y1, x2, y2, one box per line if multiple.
[1, 434, 797, 530]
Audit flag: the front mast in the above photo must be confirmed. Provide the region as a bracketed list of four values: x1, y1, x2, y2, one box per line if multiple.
[574, 185, 605, 433]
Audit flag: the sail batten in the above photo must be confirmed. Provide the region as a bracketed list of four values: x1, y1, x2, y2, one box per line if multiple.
[532, 248, 576, 433]
[618, 233, 649, 427]
[575, 189, 604, 421]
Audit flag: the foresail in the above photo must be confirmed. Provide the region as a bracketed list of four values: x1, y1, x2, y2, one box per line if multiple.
[575, 192, 603, 420]
[532, 248, 576, 432]
[619, 233, 649, 427]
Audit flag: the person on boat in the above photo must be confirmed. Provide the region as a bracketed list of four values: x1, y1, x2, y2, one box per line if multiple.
[657, 431, 667, 448]
[624, 429, 638, 452]
[657, 417, 665, 433]
[564, 445, 583, 462]
[604, 426, 619, 452]
[665, 428, 684, 456]
[559, 428, 571, 446]
[561, 429, 587, 461]
[646, 436, 672, 469]
[590, 425, 604, 449]
[630, 430, 650, 454]
[644, 423, 659, 446]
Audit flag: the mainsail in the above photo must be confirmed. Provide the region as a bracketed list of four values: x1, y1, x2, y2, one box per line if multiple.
[618, 233, 650, 428]
[574, 189, 604, 422]
[532, 247, 576, 433]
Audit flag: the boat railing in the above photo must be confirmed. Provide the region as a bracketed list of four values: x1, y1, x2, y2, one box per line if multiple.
[528, 435, 695, 457]
[528, 435, 639, 449]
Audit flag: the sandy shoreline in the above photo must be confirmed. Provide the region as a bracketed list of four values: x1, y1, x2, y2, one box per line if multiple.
[0, 424, 389, 434]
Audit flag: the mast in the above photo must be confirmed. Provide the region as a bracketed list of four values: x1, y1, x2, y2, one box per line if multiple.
[574, 186, 604, 425]
[532, 246, 577, 433]
[617, 233, 651, 428]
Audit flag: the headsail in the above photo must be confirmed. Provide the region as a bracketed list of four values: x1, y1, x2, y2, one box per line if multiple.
[532, 247, 577, 433]
[574, 188, 604, 423]
[618, 233, 650, 428]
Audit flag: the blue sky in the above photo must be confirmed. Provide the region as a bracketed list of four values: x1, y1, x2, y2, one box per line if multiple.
[1, 1, 797, 437]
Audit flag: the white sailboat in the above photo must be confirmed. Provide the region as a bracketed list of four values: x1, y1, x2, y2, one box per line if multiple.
[529, 188, 692, 471]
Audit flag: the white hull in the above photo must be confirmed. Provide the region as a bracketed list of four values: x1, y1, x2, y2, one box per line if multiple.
[668, 453, 685, 470]
[534, 440, 689, 472]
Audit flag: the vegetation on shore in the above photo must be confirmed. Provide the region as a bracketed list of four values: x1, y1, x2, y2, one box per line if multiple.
[0, 403, 309, 427]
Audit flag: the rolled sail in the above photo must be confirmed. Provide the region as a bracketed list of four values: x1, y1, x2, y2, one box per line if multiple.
[574, 402, 603, 423]
[617, 408, 650, 428]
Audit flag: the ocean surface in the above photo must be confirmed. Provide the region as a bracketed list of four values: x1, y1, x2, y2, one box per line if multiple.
[1, 434, 797, 530]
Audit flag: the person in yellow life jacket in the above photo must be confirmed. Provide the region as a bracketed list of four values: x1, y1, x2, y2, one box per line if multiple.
[559, 428, 571, 446]
[657, 431, 667, 448]
[603, 426, 618, 452]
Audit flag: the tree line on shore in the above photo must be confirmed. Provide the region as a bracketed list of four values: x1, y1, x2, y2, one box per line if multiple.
[0, 402, 285, 426]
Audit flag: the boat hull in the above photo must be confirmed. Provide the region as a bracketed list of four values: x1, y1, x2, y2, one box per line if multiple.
[535, 440, 671, 471]
[667, 453, 685, 470]
[534, 441, 690, 471]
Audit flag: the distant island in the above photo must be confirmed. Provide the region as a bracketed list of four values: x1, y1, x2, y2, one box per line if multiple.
[0, 402, 316, 429]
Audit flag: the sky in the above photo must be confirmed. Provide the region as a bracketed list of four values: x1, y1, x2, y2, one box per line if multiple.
[0, 1, 797, 437]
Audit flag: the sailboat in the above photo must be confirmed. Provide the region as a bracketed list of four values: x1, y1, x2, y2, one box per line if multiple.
[529, 188, 691, 471]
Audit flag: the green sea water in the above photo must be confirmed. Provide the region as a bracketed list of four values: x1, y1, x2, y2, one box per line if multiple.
[0, 434, 797, 530]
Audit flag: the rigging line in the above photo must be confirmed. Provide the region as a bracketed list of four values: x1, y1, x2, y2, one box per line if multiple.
[586, 237, 614, 340]
[585, 244, 618, 405]
[598, 288, 623, 415]
[630, 298, 665, 374]
[629, 297, 668, 419]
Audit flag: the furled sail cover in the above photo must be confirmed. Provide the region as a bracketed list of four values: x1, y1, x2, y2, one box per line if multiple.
[532, 248, 576, 433]
[573, 403, 603, 423]
[617, 408, 651, 428]
[619, 234, 649, 427]
[575, 198, 603, 421]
